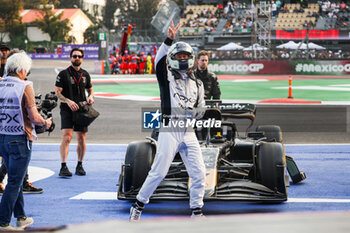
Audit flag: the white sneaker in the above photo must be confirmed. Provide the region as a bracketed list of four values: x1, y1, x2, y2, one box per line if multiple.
[191, 209, 205, 218]
[0, 224, 21, 231]
[129, 204, 143, 222]
[16, 216, 34, 229]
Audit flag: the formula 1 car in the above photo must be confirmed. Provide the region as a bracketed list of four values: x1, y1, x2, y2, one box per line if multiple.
[117, 101, 305, 202]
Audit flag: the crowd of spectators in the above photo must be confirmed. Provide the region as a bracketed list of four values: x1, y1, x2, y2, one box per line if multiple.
[275, 0, 350, 29]
[320, 0, 350, 28]
[223, 4, 253, 33]
[179, 0, 350, 35]
[221, 1, 254, 33]
[177, 1, 350, 59]
[180, 5, 222, 33]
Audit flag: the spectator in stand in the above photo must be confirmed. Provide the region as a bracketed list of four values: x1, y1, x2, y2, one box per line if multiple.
[246, 20, 253, 28]
[281, 50, 290, 59]
[340, 1, 346, 11]
[321, 2, 328, 15]
[271, 1, 277, 17]
[276, 0, 282, 12]
[226, 1, 235, 16]
[300, 0, 308, 8]
[179, 5, 185, 18]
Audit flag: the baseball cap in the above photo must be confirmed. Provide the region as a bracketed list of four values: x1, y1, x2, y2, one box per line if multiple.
[0, 43, 10, 51]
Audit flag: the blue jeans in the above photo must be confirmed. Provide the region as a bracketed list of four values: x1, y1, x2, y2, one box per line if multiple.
[0, 134, 32, 225]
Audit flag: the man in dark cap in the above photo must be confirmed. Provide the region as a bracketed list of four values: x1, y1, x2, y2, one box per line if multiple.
[0, 43, 10, 77]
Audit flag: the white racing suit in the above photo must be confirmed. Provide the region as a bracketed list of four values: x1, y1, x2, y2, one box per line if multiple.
[136, 38, 206, 209]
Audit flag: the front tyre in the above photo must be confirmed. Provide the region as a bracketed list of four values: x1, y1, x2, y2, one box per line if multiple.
[257, 142, 287, 196]
[123, 141, 155, 192]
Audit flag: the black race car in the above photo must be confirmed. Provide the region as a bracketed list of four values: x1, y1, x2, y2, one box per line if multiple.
[117, 101, 305, 202]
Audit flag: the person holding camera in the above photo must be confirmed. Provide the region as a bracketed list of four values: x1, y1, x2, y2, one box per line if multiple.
[0, 52, 52, 231]
[54, 48, 95, 177]
[194, 50, 221, 100]
[0, 48, 44, 195]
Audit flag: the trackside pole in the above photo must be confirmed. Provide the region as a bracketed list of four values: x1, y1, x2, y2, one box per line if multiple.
[288, 75, 293, 99]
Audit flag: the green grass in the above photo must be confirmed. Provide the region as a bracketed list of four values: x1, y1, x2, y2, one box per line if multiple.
[93, 78, 350, 101]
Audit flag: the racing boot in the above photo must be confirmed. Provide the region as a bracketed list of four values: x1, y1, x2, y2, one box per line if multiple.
[191, 208, 205, 218]
[129, 201, 144, 222]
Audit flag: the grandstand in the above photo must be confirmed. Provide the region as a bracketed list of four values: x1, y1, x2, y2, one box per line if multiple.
[274, 3, 318, 29]
[175, 0, 350, 55]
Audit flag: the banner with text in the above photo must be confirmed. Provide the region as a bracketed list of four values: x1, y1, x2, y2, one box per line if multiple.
[28, 53, 98, 59]
[208, 60, 350, 75]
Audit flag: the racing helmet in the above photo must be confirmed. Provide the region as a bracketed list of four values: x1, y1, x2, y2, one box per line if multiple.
[167, 42, 195, 71]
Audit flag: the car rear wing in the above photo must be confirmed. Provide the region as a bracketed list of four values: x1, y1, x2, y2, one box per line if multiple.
[205, 101, 257, 134]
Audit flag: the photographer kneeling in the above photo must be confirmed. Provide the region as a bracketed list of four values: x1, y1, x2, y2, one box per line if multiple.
[0, 52, 52, 230]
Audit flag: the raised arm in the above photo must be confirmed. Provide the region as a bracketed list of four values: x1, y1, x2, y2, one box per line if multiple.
[155, 21, 180, 66]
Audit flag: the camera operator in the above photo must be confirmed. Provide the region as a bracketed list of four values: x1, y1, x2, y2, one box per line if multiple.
[194, 50, 221, 100]
[54, 48, 95, 177]
[0, 49, 44, 195]
[0, 52, 52, 230]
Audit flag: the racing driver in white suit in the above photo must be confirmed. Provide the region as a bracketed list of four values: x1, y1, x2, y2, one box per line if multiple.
[129, 22, 206, 221]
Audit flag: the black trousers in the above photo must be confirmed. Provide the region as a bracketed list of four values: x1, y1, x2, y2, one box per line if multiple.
[0, 160, 29, 184]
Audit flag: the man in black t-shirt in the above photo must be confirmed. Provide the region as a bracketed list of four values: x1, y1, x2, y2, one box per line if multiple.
[54, 48, 95, 177]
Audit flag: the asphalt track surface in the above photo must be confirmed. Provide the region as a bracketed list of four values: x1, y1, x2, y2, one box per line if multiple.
[1, 60, 349, 232]
[3, 143, 348, 233]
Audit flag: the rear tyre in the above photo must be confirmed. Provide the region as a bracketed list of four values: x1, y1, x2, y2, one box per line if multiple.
[257, 142, 287, 196]
[123, 141, 155, 192]
[256, 125, 282, 142]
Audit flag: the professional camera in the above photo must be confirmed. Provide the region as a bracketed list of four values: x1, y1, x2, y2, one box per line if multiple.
[35, 91, 58, 134]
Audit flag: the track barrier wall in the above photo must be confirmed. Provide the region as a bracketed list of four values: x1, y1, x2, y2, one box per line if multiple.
[208, 60, 350, 75]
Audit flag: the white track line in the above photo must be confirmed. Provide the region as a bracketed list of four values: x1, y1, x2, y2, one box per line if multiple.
[287, 198, 350, 203]
[70, 192, 350, 203]
[232, 79, 268, 82]
[273, 86, 350, 91]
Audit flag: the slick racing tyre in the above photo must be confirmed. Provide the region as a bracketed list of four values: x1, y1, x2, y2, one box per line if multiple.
[256, 125, 283, 142]
[257, 142, 287, 196]
[123, 141, 155, 192]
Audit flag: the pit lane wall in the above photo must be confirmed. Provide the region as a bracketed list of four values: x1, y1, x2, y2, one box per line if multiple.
[208, 60, 350, 75]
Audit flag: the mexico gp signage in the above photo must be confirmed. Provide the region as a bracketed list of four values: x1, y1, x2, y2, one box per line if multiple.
[208, 60, 350, 75]
[293, 61, 350, 75]
[208, 61, 293, 75]
[208, 63, 264, 73]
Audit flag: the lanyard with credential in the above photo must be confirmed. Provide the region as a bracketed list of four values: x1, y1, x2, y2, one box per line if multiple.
[68, 67, 83, 84]
[68, 67, 83, 96]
